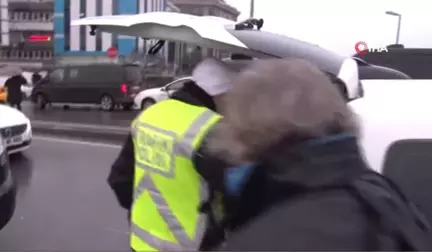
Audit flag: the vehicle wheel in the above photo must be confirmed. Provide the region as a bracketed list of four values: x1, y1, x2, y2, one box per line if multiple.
[100, 94, 115, 111]
[36, 94, 47, 110]
[141, 98, 156, 110]
[123, 104, 133, 111]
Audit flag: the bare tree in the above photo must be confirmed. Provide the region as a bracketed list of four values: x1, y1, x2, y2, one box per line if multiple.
[207, 59, 358, 165]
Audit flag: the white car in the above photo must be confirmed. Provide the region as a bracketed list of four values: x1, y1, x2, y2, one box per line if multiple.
[134, 58, 263, 110]
[74, 11, 432, 223]
[0, 104, 32, 154]
[134, 76, 194, 110]
[350, 80, 432, 171]
[349, 80, 432, 223]
[72, 12, 424, 170]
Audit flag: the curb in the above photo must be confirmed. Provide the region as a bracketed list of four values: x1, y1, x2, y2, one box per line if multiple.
[31, 120, 129, 142]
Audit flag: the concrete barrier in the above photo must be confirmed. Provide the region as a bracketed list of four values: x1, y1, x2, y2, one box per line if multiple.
[31, 120, 129, 143]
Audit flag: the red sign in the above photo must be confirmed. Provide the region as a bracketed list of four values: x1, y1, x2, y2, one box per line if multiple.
[107, 47, 118, 58]
[28, 35, 51, 42]
[354, 41, 368, 54]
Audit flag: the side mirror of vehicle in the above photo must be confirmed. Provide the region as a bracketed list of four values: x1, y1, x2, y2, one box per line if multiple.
[160, 87, 166, 92]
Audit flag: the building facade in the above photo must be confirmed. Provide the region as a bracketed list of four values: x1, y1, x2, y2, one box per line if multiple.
[171, 0, 239, 21]
[0, 0, 239, 72]
[54, 0, 168, 56]
[170, 0, 239, 59]
[0, 0, 54, 69]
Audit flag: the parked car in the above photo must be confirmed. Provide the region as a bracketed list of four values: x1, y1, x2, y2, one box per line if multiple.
[133, 57, 410, 110]
[30, 63, 143, 111]
[134, 76, 193, 110]
[0, 134, 16, 231]
[0, 104, 32, 154]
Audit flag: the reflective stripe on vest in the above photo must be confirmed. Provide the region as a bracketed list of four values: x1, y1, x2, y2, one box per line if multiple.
[130, 100, 221, 251]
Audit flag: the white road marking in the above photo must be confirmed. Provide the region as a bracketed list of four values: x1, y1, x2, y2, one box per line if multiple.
[32, 136, 122, 149]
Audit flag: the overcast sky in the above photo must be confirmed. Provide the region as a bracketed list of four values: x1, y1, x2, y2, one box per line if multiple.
[225, 0, 432, 55]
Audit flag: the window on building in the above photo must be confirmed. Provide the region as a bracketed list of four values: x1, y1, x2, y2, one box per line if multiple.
[112, 0, 119, 14]
[9, 32, 24, 45]
[79, 0, 86, 51]
[111, 0, 119, 48]
[210, 8, 220, 16]
[95, 0, 103, 51]
[64, 0, 70, 51]
[191, 7, 201, 15]
[168, 41, 176, 63]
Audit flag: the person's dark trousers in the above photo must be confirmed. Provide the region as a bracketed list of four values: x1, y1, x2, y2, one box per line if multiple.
[8, 102, 21, 111]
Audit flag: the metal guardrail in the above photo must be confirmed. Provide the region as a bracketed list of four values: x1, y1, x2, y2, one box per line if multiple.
[0, 49, 52, 61]
[9, 22, 53, 31]
[8, 11, 53, 31]
[9, 11, 53, 22]
[8, 0, 53, 3]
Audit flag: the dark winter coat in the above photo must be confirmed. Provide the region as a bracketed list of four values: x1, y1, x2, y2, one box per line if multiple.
[4, 75, 26, 104]
[107, 81, 228, 250]
[214, 135, 432, 251]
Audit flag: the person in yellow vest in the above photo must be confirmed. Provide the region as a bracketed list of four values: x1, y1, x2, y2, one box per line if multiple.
[108, 58, 235, 251]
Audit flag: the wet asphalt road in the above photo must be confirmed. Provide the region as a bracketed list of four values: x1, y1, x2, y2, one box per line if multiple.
[0, 136, 130, 251]
[22, 101, 137, 127]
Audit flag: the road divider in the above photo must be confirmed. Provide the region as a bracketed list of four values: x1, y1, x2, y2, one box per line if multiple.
[31, 120, 129, 143]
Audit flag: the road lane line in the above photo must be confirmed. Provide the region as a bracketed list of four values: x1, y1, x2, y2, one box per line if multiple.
[32, 120, 129, 131]
[32, 136, 122, 149]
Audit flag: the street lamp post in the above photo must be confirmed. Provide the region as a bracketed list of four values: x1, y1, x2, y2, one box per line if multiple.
[249, 0, 255, 18]
[385, 11, 402, 44]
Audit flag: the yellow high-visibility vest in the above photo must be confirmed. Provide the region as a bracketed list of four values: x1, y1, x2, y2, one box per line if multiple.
[130, 99, 222, 251]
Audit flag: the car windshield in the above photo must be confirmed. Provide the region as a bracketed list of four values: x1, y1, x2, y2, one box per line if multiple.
[166, 82, 185, 92]
[165, 77, 193, 92]
[123, 65, 143, 84]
